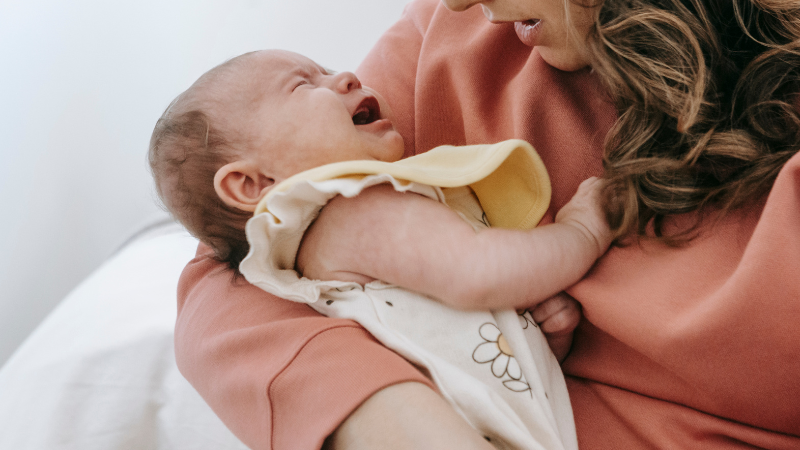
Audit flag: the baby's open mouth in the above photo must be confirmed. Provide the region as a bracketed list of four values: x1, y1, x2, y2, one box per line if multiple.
[352, 97, 381, 125]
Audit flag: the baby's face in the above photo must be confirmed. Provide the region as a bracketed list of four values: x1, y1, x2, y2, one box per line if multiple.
[229, 50, 404, 180]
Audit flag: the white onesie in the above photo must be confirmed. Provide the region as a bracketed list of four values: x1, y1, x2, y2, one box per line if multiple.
[240, 140, 577, 450]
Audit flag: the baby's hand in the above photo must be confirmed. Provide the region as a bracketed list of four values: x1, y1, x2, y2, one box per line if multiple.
[532, 293, 581, 362]
[554, 177, 612, 258]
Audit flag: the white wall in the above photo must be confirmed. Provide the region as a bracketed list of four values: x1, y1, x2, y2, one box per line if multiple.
[0, 0, 410, 366]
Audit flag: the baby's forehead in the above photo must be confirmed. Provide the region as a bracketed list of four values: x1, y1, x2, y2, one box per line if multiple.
[232, 51, 333, 106]
[220, 51, 312, 95]
[184, 50, 328, 125]
[240, 50, 322, 77]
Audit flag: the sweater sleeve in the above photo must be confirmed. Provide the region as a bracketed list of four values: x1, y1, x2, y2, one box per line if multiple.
[175, 247, 435, 450]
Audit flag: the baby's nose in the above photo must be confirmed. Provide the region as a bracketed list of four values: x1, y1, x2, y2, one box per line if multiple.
[333, 71, 361, 93]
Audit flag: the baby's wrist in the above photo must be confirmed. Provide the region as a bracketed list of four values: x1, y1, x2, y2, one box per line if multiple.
[563, 218, 611, 259]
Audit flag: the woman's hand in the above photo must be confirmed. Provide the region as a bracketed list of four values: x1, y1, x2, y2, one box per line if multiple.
[532, 292, 582, 362]
[324, 382, 495, 450]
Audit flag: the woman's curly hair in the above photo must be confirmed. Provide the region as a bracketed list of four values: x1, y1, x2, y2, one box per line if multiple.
[586, 0, 800, 242]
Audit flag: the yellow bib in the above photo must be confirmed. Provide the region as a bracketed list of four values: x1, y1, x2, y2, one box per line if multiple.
[256, 139, 551, 230]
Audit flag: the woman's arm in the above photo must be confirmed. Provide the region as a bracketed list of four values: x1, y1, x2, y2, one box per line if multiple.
[298, 178, 611, 311]
[325, 382, 494, 450]
[175, 247, 441, 450]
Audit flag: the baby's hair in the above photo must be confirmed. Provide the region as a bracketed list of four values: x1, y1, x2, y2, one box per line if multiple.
[149, 54, 259, 272]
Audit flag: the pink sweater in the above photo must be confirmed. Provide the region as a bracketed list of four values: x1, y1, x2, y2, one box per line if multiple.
[175, 1, 800, 448]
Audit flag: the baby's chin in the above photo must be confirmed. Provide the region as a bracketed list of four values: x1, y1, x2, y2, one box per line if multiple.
[379, 130, 405, 162]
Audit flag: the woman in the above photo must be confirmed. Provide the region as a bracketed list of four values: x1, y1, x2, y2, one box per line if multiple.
[174, 0, 800, 448]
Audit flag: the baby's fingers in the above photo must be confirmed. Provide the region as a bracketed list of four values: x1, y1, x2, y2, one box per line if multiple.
[532, 293, 582, 362]
[573, 176, 604, 201]
[532, 292, 581, 336]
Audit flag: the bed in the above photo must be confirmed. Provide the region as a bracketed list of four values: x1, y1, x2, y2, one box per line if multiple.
[0, 223, 251, 448]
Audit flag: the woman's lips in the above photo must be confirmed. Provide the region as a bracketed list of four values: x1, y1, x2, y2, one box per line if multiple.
[514, 19, 542, 47]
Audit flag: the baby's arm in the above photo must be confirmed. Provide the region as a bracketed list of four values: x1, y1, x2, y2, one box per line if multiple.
[297, 177, 611, 312]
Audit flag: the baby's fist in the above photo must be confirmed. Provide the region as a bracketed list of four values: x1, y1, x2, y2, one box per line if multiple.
[532, 293, 581, 362]
[555, 177, 612, 257]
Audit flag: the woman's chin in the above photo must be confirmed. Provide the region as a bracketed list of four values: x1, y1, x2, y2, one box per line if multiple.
[537, 48, 590, 72]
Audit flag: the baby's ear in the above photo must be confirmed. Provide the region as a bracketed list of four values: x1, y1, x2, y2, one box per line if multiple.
[214, 161, 275, 212]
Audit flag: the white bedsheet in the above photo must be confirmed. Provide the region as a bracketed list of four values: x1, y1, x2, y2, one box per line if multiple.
[0, 224, 248, 449]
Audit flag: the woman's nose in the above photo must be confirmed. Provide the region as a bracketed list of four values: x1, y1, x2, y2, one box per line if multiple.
[441, 0, 481, 12]
[332, 71, 362, 93]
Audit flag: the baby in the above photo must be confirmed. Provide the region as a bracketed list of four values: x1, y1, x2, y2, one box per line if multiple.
[150, 50, 610, 450]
